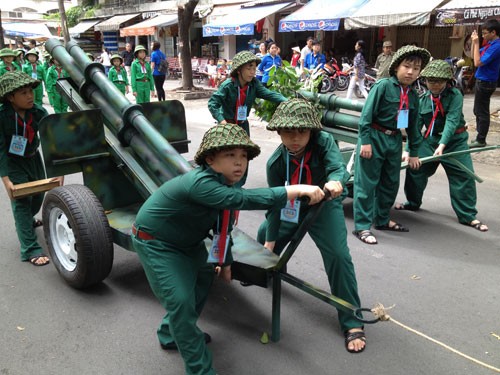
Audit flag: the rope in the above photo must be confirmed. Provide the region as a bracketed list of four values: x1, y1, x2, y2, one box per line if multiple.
[371, 303, 500, 373]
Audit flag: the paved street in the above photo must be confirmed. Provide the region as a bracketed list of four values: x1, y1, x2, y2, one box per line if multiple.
[0, 80, 499, 375]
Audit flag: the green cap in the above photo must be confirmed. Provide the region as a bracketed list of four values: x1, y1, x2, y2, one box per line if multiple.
[15, 48, 25, 56]
[389, 45, 431, 76]
[0, 48, 17, 58]
[194, 123, 261, 165]
[110, 54, 123, 63]
[0, 71, 40, 101]
[230, 51, 261, 77]
[267, 99, 322, 131]
[420, 59, 453, 80]
[25, 49, 39, 60]
[134, 45, 147, 56]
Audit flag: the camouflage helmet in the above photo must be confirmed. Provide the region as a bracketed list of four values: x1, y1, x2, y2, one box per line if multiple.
[15, 48, 26, 56]
[420, 59, 453, 81]
[389, 45, 431, 76]
[0, 48, 17, 58]
[230, 51, 261, 77]
[194, 123, 261, 165]
[0, 71, 40, 101]
[266, 99, 322, 131]
[86, 53, 95, 61]
[25, 49, 39, 60]
[110, 54, 123, 63]
[134, 45, 147, 56]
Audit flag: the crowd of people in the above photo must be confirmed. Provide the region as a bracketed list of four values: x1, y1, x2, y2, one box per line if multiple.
[1, 18, 499, 375]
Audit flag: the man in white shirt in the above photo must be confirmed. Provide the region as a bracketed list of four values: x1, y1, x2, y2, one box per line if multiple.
[299, 37, 314, 70]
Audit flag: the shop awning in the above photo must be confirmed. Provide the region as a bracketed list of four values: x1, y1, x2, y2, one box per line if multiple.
[2, 22, 53, 39]
[435, 0, 499, 26]
[69, 20, 101, 37]
[120, 14, 178, 36]
[279, 0, 369, 32]
[203, 2, 292, 37]
[94, 13, 140, 32]
[345, 0, 445, 29]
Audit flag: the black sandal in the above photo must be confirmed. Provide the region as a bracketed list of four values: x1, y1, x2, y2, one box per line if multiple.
[463, 220, 488, 232]
[344, 330, 366, 354]
[394, 202, 419, 211]
[28, 254, 50, 266]
[375, 222, 409, 232]
[353, 230, 377, 245]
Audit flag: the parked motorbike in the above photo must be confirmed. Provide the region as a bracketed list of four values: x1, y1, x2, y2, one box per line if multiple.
[447, 57, 474, 94]
[329, 57, 349, 91]
[303, 59, 342, 93]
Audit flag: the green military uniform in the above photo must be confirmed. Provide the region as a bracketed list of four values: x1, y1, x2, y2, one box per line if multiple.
[130, 46, 154, 104]
[0, 72, 48, 261]
[22, 49, 45, 106]
[0, 48, 19, 77]
[402, 60, 479, 224]
[108, 55, 129, 95]
[208, 50, 287, 135]
[46, 64, 69, 113]
[132, 124, 287, 375]
[353, 46, 430, 232]
[257, 99, 362, 332]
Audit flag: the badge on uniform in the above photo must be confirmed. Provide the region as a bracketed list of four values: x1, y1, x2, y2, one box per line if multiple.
[207, 234, 229, 263]
[397, 109, 409, 129]
[236, 105, 247, 121]
[31, 72, 38, 79]
[9, 135, 27, 156]
[117, 74, 123, 81]
[280, 199, 301, 223]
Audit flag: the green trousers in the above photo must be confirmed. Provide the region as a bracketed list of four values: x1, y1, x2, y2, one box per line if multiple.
[132, 235, 216, 375]
[354, 130, 403, 230]
[49, 92, 68, 113]
[113, 83, 126, 95]
[404, 132, 477, 224]
[8, 152, 46, 261]
[135, 81, 151, 104]
[33, 84, 44, 106]
[257, 199, 362, 332]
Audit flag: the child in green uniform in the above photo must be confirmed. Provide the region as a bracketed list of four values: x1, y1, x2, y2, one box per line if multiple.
[46, 58, 69, 113]
[108, 54, 129, 95]
[22, 49, 45, 106]
[395, 60, 488, 232]
[0, 71, 62, 266]
[14, 49, 25, 70]
[130, 45, 155, 104]
[208, 50, 287, 136]
[352, 45, 430, 245]
[132, 123, 324, 375]
[257, 99, 366, 353]
[0, 48, 19, 76]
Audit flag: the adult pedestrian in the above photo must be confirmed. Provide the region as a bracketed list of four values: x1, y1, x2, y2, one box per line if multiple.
[100, 47, 112, 75]
[150, 41, 167, 101]
[469, 19, 500, 148]
[346, 40, 368, 99]
[374, 40, 394, 80]
[299, 37, 314, 71]
[121, 43, 134, 75]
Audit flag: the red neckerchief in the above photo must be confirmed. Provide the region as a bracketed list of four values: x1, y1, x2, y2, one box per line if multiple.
[291, 150, 312, 185]
[116, 67, 121, 74]
[234, 84, 248, 123]
[56, 67, 62, 78]
[18, 112, 35, 144]
[32, 63, 37, 72]
[139, 61, 146, 72]
[424, 95, 444, 138]
[218, 210, 230, 265]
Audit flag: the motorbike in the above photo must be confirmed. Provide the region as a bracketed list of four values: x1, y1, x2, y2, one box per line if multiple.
[303, 59, 344, 93]
[447, 57, 475, 94]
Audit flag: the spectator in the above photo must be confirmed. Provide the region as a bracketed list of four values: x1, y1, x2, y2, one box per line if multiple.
[100, 47, 111, 75]
[255, 42, 267, 81]
[150, 41, 167, 101]
[299, 37, 314, 70]
[346, 40, 368, 99]
[121, 43, 134, 75]
[374, 40, 394, 80]
[257, 42, 282, 86]
[204, 58, 218, 88]
[303, 40, 326, 72]
[469, 19, 500, 148]
[290, 46, 300, 69]
[216, 58, 228, 87]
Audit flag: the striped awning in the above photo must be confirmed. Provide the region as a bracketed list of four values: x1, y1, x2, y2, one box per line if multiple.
[120, 14, 177, 36]
[94, 14, 140, 32]
[69, 20, 101, 37]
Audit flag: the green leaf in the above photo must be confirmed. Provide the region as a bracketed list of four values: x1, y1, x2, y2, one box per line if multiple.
[260, 332, 269, 344]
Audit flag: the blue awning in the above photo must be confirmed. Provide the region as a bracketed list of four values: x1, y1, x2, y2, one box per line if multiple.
[203, 2, 292, 37]
[279, 0, 369, 32]
[2, 22, 53, 39]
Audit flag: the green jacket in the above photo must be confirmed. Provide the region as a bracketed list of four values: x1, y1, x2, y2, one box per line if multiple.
[45, 65, 68, 94]
[358, 76, 422, 156]
[0, 62, 19, 77]
[22, 61, 46, 84]
[130, 58, 154, 92]
[108, 65, 129, 86]
[135, 166, 287, 262]
[208, 77, 287, 130]
[0, 103, 48, 177]
[264, 131, 350, 242]
[418, 86, 466, 146]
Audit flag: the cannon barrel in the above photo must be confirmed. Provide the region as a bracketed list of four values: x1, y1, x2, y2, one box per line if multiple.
[45, 39, 191, 186]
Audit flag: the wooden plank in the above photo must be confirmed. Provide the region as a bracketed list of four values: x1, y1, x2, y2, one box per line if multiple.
[12, 178, 60, 199]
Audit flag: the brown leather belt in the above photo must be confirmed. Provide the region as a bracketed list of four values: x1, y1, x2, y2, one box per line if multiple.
[132, 224, 155, 241]
[136, 78, 149, 82]
[435, 127, 467, 136]
[371, 123, 400, 136]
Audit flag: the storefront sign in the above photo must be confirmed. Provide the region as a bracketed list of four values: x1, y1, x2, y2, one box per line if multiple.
[279, 19, 340, 32]
[435, 7, 500, 26]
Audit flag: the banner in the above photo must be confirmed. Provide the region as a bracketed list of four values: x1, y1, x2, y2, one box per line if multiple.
[435, 6, 500, 26]
[279, 19, 340, 32]
[203, 24, 254, 37]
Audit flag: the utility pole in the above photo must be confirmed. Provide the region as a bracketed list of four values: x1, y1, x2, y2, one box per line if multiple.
[58, 0, 70, 44]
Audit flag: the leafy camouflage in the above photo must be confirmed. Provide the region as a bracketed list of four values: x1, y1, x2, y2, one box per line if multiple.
[267, 98, 322, 131]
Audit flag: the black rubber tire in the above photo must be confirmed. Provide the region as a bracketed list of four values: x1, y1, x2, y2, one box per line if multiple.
[319, 76, 331, 93]
[42, 185, 114, 289]
[336, 75, 349, 91]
